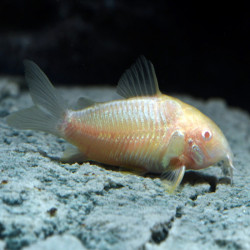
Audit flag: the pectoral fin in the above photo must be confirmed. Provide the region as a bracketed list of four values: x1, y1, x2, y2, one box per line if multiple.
[161, 130, 185, 167]
[161, 166, 186, 193]
[160, 130, 185, 193]
[61, 145, 88, 163]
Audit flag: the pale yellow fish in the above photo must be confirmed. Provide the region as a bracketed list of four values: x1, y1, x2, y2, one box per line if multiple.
[7, 56, 234, 192]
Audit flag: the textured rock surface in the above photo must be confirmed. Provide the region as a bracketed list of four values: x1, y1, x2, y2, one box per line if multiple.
[0, 79, 249, 250]
[23, 235, 86, 250]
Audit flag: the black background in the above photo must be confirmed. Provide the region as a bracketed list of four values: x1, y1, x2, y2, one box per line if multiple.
[0, 0, 249, 112]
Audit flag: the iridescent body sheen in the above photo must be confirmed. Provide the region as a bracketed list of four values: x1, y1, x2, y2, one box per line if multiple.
[7, 56, 235, 192]
[63, 96, 181, 173]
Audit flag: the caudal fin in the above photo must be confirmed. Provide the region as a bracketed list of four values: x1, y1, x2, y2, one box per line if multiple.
[7, 60, 67, 136]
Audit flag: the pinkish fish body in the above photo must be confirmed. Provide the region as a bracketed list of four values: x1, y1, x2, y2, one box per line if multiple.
[63, 96, 180, 171]
[7, 56, 234, 192]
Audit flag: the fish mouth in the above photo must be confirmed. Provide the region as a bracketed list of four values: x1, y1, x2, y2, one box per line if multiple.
[221, 153, 235, 185]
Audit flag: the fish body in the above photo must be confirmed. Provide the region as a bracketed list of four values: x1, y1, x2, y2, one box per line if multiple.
[7, 56, 234, 192]
[62, 96, 181, 173]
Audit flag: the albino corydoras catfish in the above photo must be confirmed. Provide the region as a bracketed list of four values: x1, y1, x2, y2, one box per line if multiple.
[7, 56, 234, 192]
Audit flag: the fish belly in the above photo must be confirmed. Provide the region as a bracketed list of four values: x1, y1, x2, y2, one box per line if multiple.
[63, 97, 180, 172]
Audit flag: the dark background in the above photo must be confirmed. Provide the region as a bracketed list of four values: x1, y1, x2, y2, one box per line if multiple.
[0, 0, 249, 112]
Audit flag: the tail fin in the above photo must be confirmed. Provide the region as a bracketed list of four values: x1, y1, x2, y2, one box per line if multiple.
[7, 60, 67, 136]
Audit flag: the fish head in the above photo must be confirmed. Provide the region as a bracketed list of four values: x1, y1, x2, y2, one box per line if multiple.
[183, 106, 234, 180]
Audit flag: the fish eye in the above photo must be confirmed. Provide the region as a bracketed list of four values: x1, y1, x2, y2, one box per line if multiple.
[202, 130, 212, 141]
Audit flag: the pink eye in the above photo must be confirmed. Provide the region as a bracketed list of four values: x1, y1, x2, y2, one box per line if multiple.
[202, 130, 212, 141]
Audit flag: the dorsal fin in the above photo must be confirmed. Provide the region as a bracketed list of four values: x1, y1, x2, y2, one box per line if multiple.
[117, 55, 161, 98]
